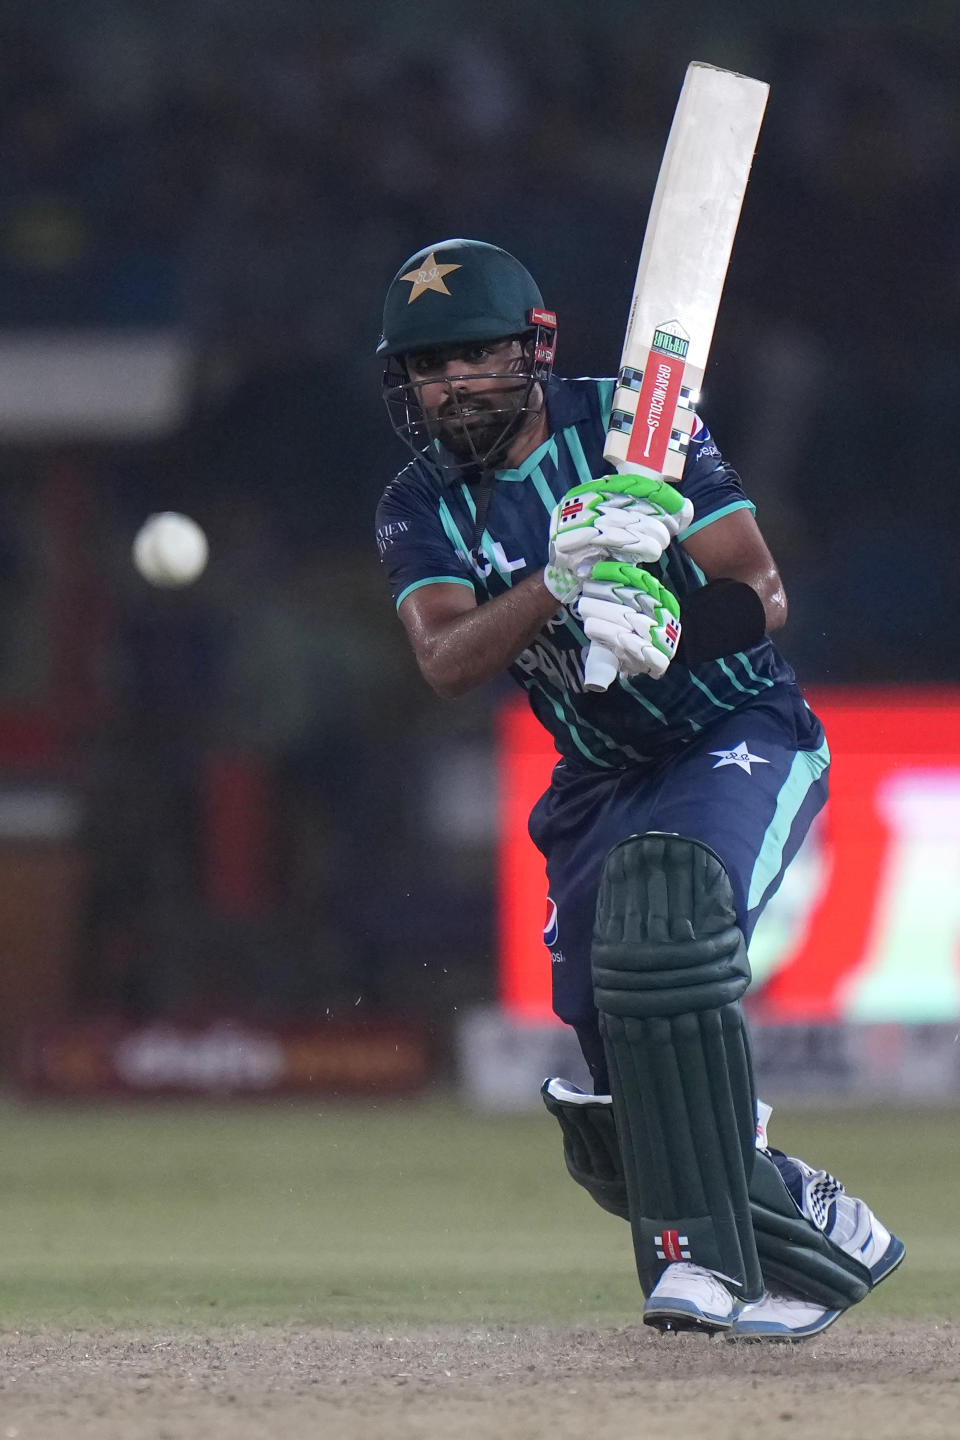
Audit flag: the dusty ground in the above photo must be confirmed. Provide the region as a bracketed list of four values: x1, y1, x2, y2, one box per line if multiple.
[0, 1321, 957, 1440]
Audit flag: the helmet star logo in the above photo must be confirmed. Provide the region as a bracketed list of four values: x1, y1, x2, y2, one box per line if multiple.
[399, 253, 462, 303]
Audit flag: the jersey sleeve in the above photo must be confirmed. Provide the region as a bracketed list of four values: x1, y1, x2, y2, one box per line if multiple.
[675, 415, 756, 540]
[375, 476, 475, 610]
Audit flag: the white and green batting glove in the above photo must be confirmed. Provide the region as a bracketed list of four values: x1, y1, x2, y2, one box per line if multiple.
[549, 475, 694, 576]
[575, 560, 682, 681]
[543, 561, 582, 604]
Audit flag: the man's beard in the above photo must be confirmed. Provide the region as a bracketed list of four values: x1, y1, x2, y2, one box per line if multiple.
[433, 383, 532, 466]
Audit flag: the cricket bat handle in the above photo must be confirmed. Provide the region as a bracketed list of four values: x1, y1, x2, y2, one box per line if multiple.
[583, 641, 619, 693]
[582, 459, 637, 693]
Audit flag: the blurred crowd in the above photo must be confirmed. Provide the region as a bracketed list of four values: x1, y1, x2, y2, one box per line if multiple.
[0, 1, 957, 1027]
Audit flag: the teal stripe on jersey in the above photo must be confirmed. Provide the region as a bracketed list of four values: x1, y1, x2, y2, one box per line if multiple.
[561, 423, 595, 486]
[596, 379, 616, 429]
[747, 736, 831, 911]
[527, 678, 616, 769]
[396, 575, 475, 609]
[494, 435, 558, 482]
[716, 657, 762, 697]
[437, 494, 471, 560]
[618, 676, 671, 727]
[678, 498, 755, 541]
[734, 651, 776, 688]
[528, 462, 559, 517]
[522, 613, 649, 765]
[529, 585, 655, 764]
[456, 484, 494, 565]
[438, 492, 497, 597]
[440, 490, 511, 591]
[458, 482, 522, 588]
[459, 483, 477, 519]
[688, 668, 737, 712]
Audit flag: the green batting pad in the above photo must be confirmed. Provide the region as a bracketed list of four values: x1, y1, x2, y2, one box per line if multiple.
[542, 1086, 872, 1310]
[592, 833, 762, 1299]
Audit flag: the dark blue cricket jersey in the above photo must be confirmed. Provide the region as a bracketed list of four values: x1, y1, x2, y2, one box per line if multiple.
[375, 376, 804, 770]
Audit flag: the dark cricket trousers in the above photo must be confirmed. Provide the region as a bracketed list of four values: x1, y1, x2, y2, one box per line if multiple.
[527, 684, 830, 1090]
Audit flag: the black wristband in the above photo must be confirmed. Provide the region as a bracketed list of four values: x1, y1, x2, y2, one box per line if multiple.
[674, 578, 767, 666]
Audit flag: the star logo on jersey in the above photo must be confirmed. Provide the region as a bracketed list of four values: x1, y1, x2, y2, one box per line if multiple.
[399, 253, 462, 303]
[709, 741, 770, 775]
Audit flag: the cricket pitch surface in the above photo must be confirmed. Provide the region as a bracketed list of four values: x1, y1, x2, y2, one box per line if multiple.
[2, 1320, 957, 1440]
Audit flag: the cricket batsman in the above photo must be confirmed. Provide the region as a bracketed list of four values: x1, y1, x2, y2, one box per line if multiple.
[374, 239, 904, 1339]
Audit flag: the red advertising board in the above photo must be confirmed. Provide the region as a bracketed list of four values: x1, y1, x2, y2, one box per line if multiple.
[20, 1018, 431, 1097]
[497, 688, 960, 1024]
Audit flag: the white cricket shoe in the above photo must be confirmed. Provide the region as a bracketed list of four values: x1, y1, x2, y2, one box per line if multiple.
[786, 1155, 907, 1286]
[731, 1290, 841, 1340]
[643, 1263, 739, 1334]
[828, 1195, 906, 1284]
[731, 1197, 905, 1340]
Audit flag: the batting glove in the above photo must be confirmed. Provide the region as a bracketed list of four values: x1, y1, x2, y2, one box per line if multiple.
[549, 474, 694, 577]
[543, 561, 582, 604]
[576, 560, 682, 681]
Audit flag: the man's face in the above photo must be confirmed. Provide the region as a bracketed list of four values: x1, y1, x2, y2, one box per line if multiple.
[404, 337, 535, 464]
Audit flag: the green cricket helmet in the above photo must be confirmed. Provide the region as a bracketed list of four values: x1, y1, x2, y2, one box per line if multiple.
[378, 238, 557, 475]
[378, 239, 552, 355]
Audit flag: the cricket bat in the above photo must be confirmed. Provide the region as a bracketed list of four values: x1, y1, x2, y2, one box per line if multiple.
[584, 61, 769, 692]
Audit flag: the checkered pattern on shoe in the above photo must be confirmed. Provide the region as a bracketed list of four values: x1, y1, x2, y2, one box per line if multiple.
[803, 1170, 844, 1232]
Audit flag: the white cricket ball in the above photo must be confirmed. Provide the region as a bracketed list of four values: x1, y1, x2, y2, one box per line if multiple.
[132, 511, 208, 588]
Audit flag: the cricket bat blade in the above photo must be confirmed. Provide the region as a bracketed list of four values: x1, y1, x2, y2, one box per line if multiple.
[587, 61, 769, 691]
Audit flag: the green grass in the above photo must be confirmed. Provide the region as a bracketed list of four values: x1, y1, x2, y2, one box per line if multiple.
[0, 1095, 956, 1328]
